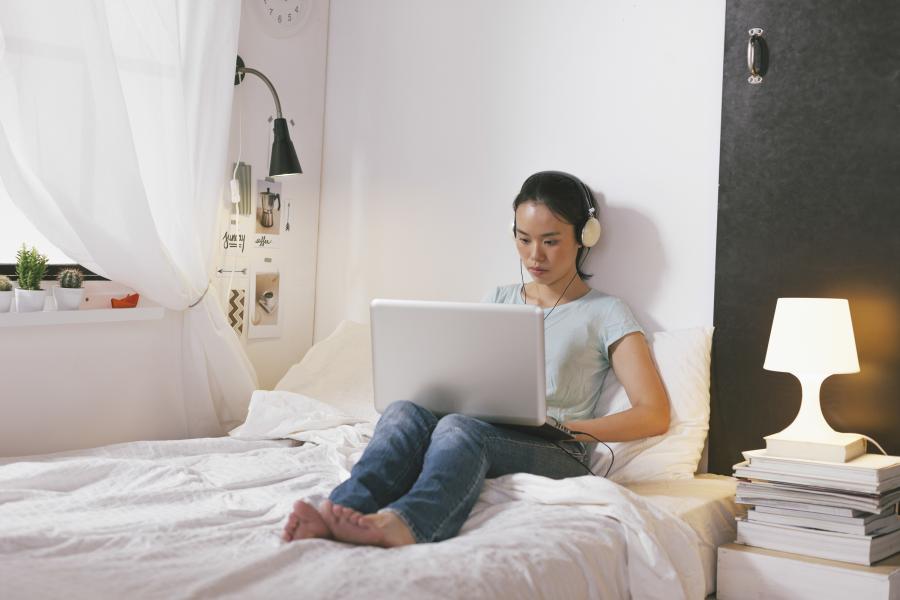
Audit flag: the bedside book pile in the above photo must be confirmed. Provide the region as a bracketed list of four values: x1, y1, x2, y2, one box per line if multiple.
[733, 449, 900, 565]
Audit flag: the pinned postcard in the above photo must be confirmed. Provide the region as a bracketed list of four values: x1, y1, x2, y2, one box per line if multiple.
[254, 178, 283, 248]
[222, 227, 248, 256]
[227, 288, 247, 336]
[248, 263, 282, 339]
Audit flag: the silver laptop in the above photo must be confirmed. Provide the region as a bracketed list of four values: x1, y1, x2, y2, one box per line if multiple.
[370, 298, 574, 440]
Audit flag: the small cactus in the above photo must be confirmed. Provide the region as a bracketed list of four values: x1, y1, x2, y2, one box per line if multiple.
[58, 268, 84, 289]
[15, 244, 48, 291]
[0, 275, 11, 292]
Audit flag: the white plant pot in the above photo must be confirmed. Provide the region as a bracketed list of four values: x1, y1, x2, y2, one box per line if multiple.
[15, 288, 46, 312]
[0, 290, 12, 313]
[53, 287, 84, 311]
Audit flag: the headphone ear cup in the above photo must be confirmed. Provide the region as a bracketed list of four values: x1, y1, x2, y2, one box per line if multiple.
[581, 217, 602, 247]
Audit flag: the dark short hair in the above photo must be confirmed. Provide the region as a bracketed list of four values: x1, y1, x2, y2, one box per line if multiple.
[512, 171, 595, 280]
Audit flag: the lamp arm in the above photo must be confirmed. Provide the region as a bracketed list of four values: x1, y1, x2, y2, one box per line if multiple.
[236, 67, 283, 119]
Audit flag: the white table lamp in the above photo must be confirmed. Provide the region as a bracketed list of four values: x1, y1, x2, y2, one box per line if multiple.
[763, 298, 865, 462]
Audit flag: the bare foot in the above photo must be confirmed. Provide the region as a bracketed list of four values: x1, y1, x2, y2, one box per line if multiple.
[321, 500, 416, 548]
[282, 500, 333, 542]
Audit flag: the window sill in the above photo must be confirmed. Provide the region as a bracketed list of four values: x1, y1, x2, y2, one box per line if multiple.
[0, 281, 165, 328]
[0, 305, 165, 328]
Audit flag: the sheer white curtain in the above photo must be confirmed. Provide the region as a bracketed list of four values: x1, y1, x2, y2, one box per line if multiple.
[0, 0, 257, 435]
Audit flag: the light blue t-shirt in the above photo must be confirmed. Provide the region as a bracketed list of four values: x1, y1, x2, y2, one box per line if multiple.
[483, 284, 644, 422]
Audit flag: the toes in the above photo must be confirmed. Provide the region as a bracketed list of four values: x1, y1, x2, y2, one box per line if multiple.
[319, 500, 336, 524]
[283, 522, 296, 539]
[319, 502, 374, 532]
[358, 514, 376, 529]
[283, 500, 336, 542]
[334, 504, 345, 519]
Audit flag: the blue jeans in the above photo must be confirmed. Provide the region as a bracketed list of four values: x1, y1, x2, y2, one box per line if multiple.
[328, 400, 591, 543]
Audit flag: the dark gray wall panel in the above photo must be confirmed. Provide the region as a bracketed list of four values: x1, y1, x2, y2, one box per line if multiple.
[711, 1, 900, 474]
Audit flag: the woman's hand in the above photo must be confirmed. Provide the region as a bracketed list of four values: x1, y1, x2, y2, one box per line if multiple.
[564, 332, 670, 443]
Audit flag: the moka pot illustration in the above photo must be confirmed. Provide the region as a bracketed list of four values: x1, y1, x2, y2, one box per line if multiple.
[260, 187, 281, 229]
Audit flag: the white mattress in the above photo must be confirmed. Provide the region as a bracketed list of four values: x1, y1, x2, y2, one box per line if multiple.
[624, 475, 741, 596]
[0, 435, 739, 599]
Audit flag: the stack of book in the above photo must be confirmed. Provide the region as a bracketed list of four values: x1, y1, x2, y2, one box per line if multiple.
[733, 449, 900, 565]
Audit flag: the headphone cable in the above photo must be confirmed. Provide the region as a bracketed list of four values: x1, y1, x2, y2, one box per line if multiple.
[566, 429, 615, 478]
[520, 269, 579, 321]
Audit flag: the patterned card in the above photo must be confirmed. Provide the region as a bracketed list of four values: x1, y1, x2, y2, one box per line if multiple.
[228, 289, 246, 335]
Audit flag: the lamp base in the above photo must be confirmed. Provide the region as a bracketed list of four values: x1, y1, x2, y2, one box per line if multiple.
[764, 431, 866, 463]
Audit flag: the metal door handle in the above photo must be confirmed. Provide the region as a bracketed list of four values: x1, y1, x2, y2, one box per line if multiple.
[747, 28, 767, 84]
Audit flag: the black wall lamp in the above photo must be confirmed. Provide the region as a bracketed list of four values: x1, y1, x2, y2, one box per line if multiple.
[234, 55, 302, 177]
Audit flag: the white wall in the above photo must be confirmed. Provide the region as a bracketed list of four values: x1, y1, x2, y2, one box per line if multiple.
[0, 307, 185, 456]
[314, 0, 725, 340]
[213, 0, 331, 388]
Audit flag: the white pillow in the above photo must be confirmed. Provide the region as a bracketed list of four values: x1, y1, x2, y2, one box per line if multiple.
[593, 327, 713, 483]
[276, 320, 713, 483]
[274, 320, 379, 421]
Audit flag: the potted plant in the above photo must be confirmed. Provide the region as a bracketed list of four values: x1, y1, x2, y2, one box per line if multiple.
[14, 244, 49, 312]
[0, 275, 12, 313]
[53, 267, 85, 311]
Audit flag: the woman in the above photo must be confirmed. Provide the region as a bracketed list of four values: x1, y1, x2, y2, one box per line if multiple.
[283, 171, 669, 547]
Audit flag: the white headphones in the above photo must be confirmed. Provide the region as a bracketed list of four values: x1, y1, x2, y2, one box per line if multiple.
[511, 171, 602, 247]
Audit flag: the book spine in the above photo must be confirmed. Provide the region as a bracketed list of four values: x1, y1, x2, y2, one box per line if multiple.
[747, 510, 868, 535]
[736, 521, 872, 566]
[765, 436, 867, 463]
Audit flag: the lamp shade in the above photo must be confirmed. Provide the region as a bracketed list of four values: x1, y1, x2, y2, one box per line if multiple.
[269, 117, 302, 177]
[764, 298, 860, 375]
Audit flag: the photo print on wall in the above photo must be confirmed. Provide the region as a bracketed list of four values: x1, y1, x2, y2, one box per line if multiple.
[248, 263, 282, 339]
[254, 178, 283, 249]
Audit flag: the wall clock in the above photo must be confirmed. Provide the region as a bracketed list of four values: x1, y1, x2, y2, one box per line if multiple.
[251, 0, 312, 38]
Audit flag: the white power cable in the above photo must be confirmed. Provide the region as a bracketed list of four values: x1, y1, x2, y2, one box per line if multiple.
[861, 434, 887, 456]
[226, 86, 243, 308]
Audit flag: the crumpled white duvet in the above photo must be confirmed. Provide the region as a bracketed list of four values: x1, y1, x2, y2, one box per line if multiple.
[0, 423, 704, 599]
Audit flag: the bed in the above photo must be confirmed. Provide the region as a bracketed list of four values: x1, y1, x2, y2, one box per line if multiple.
[0, 322, 741, 599]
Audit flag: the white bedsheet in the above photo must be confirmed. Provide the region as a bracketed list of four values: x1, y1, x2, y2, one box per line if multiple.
[624, 476, 740, 595]
[0, 431, 707, 599]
